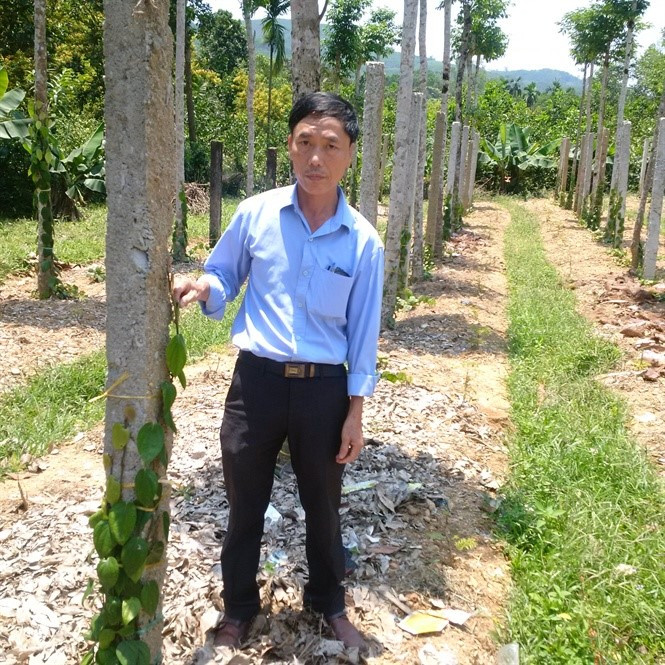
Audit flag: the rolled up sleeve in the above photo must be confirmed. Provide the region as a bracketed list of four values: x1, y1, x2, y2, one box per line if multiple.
[345, 244, 384, 397]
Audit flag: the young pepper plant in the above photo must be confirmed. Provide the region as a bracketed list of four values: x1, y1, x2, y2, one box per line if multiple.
[82, 290, 187, 665]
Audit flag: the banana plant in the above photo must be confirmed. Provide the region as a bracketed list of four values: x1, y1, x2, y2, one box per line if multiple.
[50, 122, 106, 219]
[0, 67, 31, 140]
[479, 122, 560, 193]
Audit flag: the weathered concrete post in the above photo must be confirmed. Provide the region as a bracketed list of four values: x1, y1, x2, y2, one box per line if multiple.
[266, 147, 277, 190]
[359, 62, 385, 228]
[378, 133, 390, 200]
[398, 91, 424, 291]
[574, 133, 588, 215]
[643, 118, 665, 280]
[172, 0, 186, 261]
[638, 137, 650, 201]
[440, 120, 461, 250]
[464, 130, 480, 210]
[410, 92, 426, 282]
[209, 140, 223, 246]
[103, 0, 175, 658]
[558, 137, 571, 207]
[426, 111, 445, 249]
[555, 137, 568, 200]
[606, 121, 632, 247]
[456, 124, 470, 217]
[381, 0, 418, 328]
[580, 131, 595, 221]
[590, 127, 609, 230]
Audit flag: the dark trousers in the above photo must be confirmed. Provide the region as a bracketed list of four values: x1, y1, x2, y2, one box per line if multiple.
[219, 352, 349, 621]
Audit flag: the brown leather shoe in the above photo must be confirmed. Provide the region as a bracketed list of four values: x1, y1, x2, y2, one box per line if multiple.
[327, 613, 366, 649]
[213, 615, 252, 648]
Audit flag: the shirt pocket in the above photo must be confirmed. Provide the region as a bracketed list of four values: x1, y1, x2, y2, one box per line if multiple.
[307, 265, 353, 320]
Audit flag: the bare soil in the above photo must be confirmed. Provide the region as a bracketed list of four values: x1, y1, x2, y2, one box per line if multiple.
[0, 196, 662, 664]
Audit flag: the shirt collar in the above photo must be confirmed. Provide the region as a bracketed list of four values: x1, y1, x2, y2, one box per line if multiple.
[285, 183, 353, 234]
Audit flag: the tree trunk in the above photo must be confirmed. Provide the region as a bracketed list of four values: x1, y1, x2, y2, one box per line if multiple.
[381, 0, 418, 329]
[412, 0, 427, 280]
[102, 0, 176, 660]
[616, 0, 637, 129]
[34, 0, 56, 299]
[291, 0, 320, 102]
[450, 0, 471, 229]
[243, 3, 255, 196]
[426, 112, 444, 250]
[172, 0, 187, 262]
[631, 89, 665, 269]
[184, 24, 197, 146]
[442, 120, 461, 244]
[642, 117, 665, 280]
[359, 61, 385, 228]
[566, 62, 588, 209]
[585, 61, 594, 134]
[431, 0, 452, 257]
[605, 120, 631, 247]
[209, 140, 223, 246]
[464, 130, 479, 209]
[267, 44, 274, 151]
[266, 147, 277, 189]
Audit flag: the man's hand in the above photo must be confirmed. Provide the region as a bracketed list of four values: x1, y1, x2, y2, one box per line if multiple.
[336, 396, 364, 464]
[172, 276, 210, 308]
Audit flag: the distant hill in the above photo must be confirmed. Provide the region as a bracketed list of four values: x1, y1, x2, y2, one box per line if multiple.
[251, 19, 582, 93]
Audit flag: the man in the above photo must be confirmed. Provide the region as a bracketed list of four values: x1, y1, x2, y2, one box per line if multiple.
[173, 92, 384, 651]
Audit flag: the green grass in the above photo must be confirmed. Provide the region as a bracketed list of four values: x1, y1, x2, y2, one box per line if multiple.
[498, 198, 665, 663]
[0, 197, 244, 474]
[0, 301, 240, 475]
[0, 198, 242, 283]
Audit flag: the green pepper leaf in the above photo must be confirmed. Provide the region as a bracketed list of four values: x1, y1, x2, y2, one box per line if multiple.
[136, 422, 164, 466]
[106, 475, 121, 504]
[161, 381, 177, 433]
[93, 520, 117, 558]
[111, 423, 130, 451]
[109, 501, 137, 545]
[166, 333, 187, 377]
[140, 580, 159, 616]
[96, 648, 120, 665]
[134, 469, 160, 508]
[121, 536, 149, 583]
[121, 597, 142, 625]
[98, 628, 116, 650]
[81, 650, 94, 665]
[116, 640, 150, 665]
[105, 596, 122, 626]
[177, 369, 187, 390]
[97, 557, 120, 592]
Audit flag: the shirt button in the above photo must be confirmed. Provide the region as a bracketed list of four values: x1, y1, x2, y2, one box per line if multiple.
[298, 302, 303, 308]
[308, 238, 313, 242]
[302, 270, 308, 276]
[296, 335, 302, 341]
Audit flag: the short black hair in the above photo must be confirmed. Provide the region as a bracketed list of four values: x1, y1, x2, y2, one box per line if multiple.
[288, 92, 359, 143]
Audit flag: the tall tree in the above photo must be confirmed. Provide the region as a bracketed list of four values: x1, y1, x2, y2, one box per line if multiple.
[261, 0, 289, 150]
[197, 9, 248, 77]
[291, 0, 321, 102]
[354, 8, 399, 97]
[323, 0, 370, 92]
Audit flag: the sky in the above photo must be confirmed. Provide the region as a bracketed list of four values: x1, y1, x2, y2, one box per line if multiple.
[208, 0, 663, 76]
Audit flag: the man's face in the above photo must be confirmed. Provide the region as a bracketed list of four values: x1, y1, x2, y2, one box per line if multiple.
[287, 114, 354, 199]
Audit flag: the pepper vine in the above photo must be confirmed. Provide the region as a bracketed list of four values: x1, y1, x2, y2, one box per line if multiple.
[81, 287, 187, 665]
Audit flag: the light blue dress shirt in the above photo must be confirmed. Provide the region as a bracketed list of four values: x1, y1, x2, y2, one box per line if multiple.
[200, 184, 384, 397]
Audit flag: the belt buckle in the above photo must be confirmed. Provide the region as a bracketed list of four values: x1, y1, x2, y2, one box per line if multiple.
[284, 363, 306, 379]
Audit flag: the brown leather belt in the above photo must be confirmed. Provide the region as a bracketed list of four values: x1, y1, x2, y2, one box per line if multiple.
[238, 350, 346, 379]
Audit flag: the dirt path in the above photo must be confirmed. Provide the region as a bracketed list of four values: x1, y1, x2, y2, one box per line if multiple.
[526, 198, 665, 473]
[0, 205, 512, 664]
